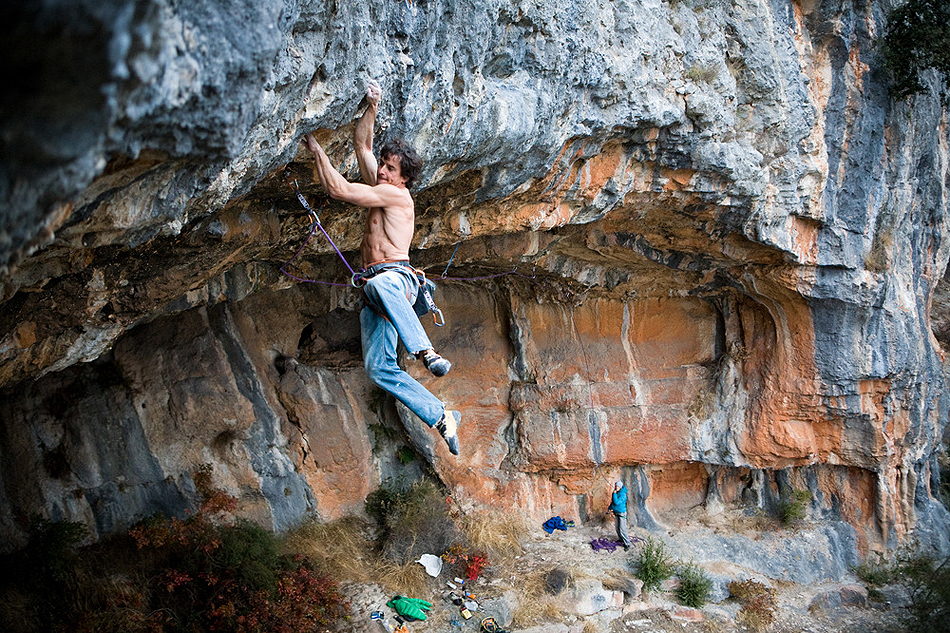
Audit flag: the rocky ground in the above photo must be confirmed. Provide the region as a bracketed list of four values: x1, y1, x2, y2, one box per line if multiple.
[336, 516, 912, 633]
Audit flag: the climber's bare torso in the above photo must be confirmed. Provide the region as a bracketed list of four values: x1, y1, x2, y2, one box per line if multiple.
[360, 154, 414, 266]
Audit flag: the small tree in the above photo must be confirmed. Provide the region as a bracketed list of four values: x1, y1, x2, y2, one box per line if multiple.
[881, 0, 950, 99]
[634, 537, 675, 593]
[677, 562, 713, 608]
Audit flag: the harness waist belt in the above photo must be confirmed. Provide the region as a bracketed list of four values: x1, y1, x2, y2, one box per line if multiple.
[361, 260, 413, 278]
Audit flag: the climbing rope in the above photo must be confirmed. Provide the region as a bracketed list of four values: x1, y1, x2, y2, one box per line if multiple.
[438, 240, 547, 286]
[569, 304, 597, 412]
[279, 179, 362, 287]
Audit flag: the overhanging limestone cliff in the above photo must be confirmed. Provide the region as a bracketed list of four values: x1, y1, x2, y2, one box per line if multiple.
[1, 0, 948, 562]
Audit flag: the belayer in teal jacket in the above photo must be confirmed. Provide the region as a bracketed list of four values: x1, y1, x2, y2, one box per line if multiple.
[608, 480, 632, 549]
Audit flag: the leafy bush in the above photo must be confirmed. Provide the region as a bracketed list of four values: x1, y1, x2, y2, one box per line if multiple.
[851, 548, 950, 629]
[853, 555, 895, 587]
[881, 0, 950, 100]
[729, 579, 777, 632]
[0, 517, 91, 631]
[23, 517, 89, 587]
[442, 543, 489, 581]
[634, 537, 675, 593]
[677, 562, 713, 608]
[128, 466, 346, 631]
[396, 446, 416, 464]
[777, 489, 811, 525]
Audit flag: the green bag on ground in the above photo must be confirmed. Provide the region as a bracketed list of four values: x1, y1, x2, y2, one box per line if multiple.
[387, 595, 433, 620]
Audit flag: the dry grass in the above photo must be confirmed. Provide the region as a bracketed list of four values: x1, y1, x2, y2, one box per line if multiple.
[286, 516, 377, 582]
[687, 386, 717, 420]
[371, 559, 430, 598]
[459, 510, 528, 562]
[730, 579, 777, 632]
[286, 504, 533, 607]
[702, 616, 728, 633]
[865, 230, 894, 273]
[686, 62, 719, 83]
[285, 516, 429, 596]
[601, 567, 635, 593]
[583, 619, 604, 633]
[510, 568, 570, 628]
[716, 509, 773, 535]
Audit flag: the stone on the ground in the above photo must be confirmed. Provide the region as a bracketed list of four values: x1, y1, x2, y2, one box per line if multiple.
[669, 605, 704, 622]
[478, 592, 516, 628]
[614, 576, 644, 601]
[545, 567, 574, 594]
[559, 578, 625, 616]
[809, 584, 868, 611]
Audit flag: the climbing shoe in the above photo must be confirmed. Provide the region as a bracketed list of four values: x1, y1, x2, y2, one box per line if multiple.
[435, 410, 461, 455]
[420, 349, 451, 377]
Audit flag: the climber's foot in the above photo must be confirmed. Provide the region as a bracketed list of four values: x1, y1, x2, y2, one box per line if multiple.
[420, 349, 451, 377]
[435, 410, 461, 455]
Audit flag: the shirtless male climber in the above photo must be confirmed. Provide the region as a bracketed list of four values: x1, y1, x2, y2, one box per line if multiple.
[301, 80, 461, 455]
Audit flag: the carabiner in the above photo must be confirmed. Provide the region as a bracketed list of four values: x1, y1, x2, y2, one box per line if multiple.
[351, 272, 366, 288]
[432, 308, 445, 327]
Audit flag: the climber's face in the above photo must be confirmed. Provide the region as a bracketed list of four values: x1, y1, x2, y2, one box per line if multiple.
[377, 154, 407, 187]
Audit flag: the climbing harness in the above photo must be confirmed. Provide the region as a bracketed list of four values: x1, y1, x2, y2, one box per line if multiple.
[353, 261, 445, 326]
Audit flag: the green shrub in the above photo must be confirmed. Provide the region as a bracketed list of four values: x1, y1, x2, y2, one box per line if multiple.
[396, 446, 416, 464]
[853, 555, 895, 587]
[634, 537, 676, 593]
[777, 489, 811, 525]
[211, 519, 281, 591]
[129, 467, 345, 630]
[880, 0, 950, 100]
[24, 517, 89, 586]
[685, 63, 718, 84]
[0, 517, 91, 631]
[677, 561, 713, 608]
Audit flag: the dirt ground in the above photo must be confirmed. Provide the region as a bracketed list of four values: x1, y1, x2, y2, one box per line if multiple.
[338, 517, 911, 633]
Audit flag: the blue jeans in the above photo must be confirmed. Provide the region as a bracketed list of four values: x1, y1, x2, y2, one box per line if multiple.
[360, 268, 444, 427]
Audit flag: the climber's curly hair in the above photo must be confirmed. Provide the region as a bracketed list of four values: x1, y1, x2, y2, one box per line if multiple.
[379, 138, 422, 189]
